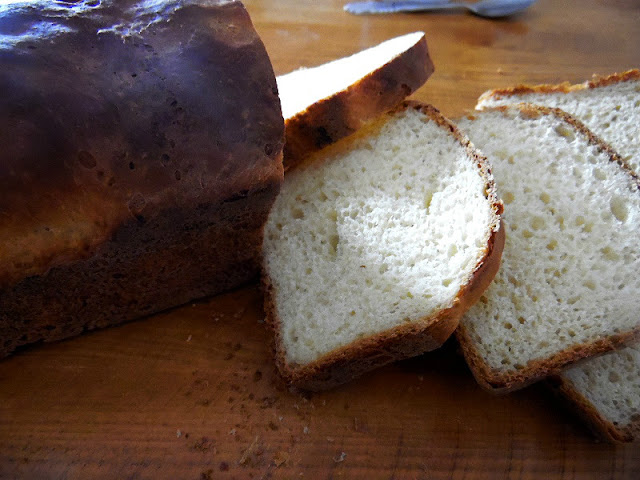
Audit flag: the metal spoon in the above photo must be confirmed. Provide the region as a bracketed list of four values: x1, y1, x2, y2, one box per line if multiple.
[344, 0, 537, 18]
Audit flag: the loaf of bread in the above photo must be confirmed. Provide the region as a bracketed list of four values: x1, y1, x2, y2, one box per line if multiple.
[278, 32, 434, 170]
[262, 102, 504, 390]
[456, 105, 640, 392]
[0, 0, 284, 357]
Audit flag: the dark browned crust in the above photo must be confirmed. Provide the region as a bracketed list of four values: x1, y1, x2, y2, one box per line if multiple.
[547, 374, 639, 443]
[282, 34, 434, 171]
[457, 323, 640, 394]
[477, 69, 640, 106]
[1, 179, 281, 357]
[262, 102, 504, 391]
[455, 104, 640, 394]
[0, 1, 285, 356]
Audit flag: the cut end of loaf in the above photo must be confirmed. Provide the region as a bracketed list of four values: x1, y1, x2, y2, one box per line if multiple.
[262, 102, 502, 389]
[279, 32, 434, 170]
[278, 32, 428, 119]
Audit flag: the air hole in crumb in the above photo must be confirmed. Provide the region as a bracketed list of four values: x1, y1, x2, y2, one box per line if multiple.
[442, 278, 453, 287]
[555, 124, 575, 140]
[329, 235, 339, 253]
[601, 246, 620, 261]
[424, 191, 433, 211]
[539, 192, 550, 204]
[503, 191, 515, 205]
[610, 195, 628, 222]
[291, 208, 304, 219]
[530, 216, 545, 230]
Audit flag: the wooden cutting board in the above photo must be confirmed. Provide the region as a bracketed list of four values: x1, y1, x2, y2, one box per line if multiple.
[2, 1, 639, 478]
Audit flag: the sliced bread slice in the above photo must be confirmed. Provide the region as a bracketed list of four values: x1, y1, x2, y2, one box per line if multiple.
[549, 344, 640, 443]
[455, 105, 640, 393]
[477, 71, 640, 439]
[278, 32, 434, 170]
[476, 69, 640, 175]
[262, 102, 504, 391]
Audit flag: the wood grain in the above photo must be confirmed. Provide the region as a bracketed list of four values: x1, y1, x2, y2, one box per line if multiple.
[2, 0, 640, 478]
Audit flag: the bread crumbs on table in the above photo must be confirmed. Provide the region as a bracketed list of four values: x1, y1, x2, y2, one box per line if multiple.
[273, 451, 289, 467]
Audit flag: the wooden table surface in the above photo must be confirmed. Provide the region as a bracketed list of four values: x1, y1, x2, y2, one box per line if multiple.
[2, 1, 640, 478]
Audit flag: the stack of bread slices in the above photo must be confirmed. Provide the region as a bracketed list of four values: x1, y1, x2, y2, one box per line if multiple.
[267, 32, 640, 442]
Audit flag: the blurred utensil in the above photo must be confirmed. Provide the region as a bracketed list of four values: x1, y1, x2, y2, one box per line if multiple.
[344, 0, 537, 18]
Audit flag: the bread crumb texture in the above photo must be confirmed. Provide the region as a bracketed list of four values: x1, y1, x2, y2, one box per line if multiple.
[264, 108, 497, 365]
[458, 107, 640, 374]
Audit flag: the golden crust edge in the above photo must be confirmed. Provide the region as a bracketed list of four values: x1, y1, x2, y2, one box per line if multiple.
[476, 69, 640, 108]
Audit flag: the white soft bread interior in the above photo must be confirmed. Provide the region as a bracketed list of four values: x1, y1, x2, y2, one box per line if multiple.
[476, 70, 640, 175]
[552, 344, 640, 442]
[277, 32, 434, 170]
[456, 105, 640, 392]
[262, 102, 503, 390]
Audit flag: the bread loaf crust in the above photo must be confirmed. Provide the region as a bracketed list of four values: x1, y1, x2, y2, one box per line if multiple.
[282, 36, 434, 171]
[456, 104, 640, 393]
[476, 69, 640, 105]
[0, 0, 284, 357]
[263, 102, 504, 391]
